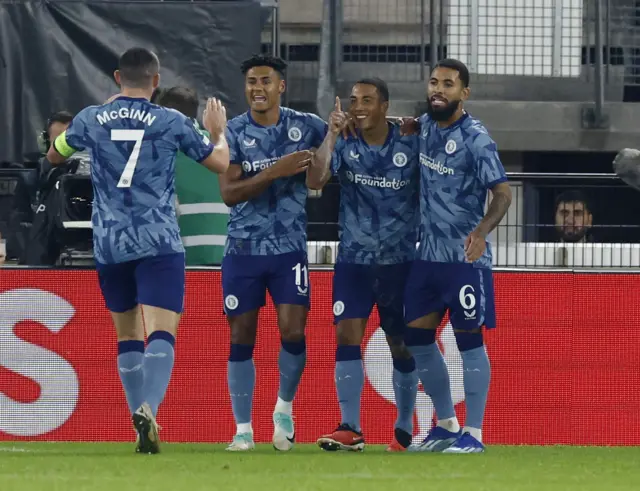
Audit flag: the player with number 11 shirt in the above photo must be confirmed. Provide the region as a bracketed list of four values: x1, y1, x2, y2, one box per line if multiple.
[47, 47, 230, 454]
[219, 54, 331, 452]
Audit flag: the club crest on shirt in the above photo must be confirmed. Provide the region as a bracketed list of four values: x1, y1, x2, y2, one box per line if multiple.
[242, 161, 252, 173]
[288, 127, 302, 142]
[393, 152, 408, 168]
[445, 139, 457, 154]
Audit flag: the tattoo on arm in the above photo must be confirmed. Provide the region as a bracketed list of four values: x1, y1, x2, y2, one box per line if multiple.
[477, 184, 512, 237]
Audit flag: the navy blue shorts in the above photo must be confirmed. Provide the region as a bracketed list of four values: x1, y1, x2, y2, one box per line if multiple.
[96, 253, 186, 314]
[221, 250, 310, 316]
[333, 262, 412, 338]
[404, 260, 496, 331]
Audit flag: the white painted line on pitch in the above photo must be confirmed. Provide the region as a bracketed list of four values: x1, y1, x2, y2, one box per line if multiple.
[0, 446, 32, 453]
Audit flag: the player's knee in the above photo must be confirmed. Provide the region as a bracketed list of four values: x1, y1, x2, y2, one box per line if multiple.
[229, 316, 258, 345]
[279, 324, 305, 343]
[277, 305, 307, 342]
[336, 323, 364, 346]
[404, 326, 437, 347]
[454, 330, 484, 352]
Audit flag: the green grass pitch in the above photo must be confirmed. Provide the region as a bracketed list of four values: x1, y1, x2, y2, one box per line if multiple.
[1, 443, 639, 491]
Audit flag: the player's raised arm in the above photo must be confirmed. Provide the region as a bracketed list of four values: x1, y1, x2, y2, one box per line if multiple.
[200, 97, 230, 174]
[47, 109, 89, 166]
[307, 97, 349, 190]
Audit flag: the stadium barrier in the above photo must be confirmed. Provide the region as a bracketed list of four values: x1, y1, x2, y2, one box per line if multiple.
[1, 267, 639, 446]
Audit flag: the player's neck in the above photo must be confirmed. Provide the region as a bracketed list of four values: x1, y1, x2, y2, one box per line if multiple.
[120, 88, 153, 100]
[436, 108, 465, 128]
[250, 106, 280, 127]
[362, 122, 389, 146]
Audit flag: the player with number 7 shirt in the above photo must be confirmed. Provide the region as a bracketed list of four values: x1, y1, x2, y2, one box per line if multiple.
[47, 47, 230, 455]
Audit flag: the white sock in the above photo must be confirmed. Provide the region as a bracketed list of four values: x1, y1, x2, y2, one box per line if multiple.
[463, 426, 482, 442]
[437, 417, 461, 433]
[274, 397, 293, 416]
[236, 423, 253, 435]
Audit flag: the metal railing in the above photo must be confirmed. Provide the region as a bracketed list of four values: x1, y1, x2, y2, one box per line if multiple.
[307, 172, 640, 268]
[268, 0, 640, 122]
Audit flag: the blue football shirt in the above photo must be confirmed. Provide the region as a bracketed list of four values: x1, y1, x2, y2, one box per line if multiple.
[55, 96, 214, 264]
[417, 112, 507, 268]
[332, 124, 419, 264]
[224, 107, 327, 256]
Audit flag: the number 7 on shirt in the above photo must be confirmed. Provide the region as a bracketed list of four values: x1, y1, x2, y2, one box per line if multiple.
[112, 129, 145, 188]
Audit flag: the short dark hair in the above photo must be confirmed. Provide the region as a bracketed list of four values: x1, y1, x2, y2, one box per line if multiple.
[354, 77, 390, 102]
[41, 111, 74, 150]
[118, 47, 160, 89]
[157, 86, 199, 119]
[240, 54, 287, 78]
[47, 111, 74, 132]
[433, 58, 470, 87]
[555, 190, 591, 213]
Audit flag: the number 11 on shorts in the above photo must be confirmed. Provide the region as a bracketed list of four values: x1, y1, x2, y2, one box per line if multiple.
[292, 263, 308, 295]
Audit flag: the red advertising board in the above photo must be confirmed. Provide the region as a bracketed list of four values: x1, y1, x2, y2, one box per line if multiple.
[0, 269, 639, 445]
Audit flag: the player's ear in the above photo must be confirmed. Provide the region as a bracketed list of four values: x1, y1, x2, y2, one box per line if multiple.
[586, 210, 593, 227]
[153, 73, 160, 89]
[461, 85, 471, 101]
[381, 100, 390, 115]
[114, 70, 121, 86]
[279, 79, 286, 95]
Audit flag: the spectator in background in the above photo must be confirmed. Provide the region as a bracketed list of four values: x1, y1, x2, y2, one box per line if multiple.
[554, 190, 593, 243]
[156, 86, 228, 265]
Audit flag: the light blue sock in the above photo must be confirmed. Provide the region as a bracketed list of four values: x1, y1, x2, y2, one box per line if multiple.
[277, 339, 307, 402]
[461, 346, 491, 429]
[142, 332, 175, 417]
[117, 340, 145, 415]
[409, 343, 456, 420]
[335, 345, 364, 432]
[228, 344, 255, 425]
[392, 357, 418, 434]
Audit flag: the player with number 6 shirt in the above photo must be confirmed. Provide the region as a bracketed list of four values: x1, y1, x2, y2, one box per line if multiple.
[403, 59, 512, 454]
[47, 47, 230, 455]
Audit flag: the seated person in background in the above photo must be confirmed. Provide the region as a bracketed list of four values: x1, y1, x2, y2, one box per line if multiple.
[157, 86, 228, 265]
[554, 190, 593, 243]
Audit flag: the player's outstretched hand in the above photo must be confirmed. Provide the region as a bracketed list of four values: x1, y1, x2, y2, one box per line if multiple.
[271, 150, 313, 178]
[613, 148, 640, 192]
[203, 97, 227, 140]
[464, 230, 486, 263]
[389, 117, 420, 136]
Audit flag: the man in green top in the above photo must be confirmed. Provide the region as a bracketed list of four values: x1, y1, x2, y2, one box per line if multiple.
[157, 87, 228, 265]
